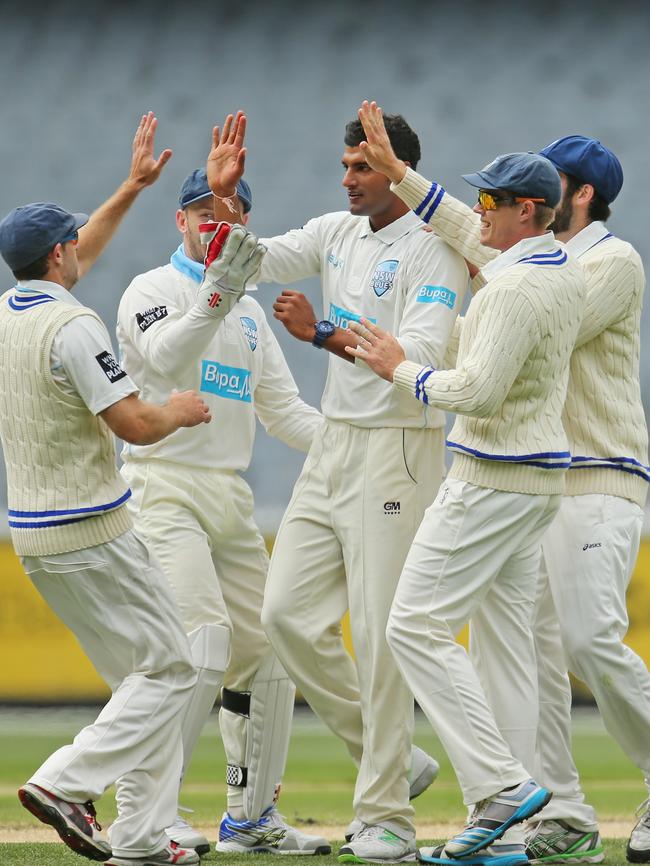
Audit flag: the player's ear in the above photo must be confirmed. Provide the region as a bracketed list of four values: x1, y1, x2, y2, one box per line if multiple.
[176, 209, 187, 233]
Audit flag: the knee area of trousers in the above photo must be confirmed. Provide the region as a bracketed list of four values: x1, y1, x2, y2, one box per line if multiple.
[260, 596, 295, 639]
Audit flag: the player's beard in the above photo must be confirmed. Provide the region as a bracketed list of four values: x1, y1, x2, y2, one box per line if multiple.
[549, 196, 573, 235]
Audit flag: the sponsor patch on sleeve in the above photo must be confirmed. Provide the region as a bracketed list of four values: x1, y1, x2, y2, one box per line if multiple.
[135, 305, 168, 332]
[416, 286, 456, 308]
[95, 351, 127, 383]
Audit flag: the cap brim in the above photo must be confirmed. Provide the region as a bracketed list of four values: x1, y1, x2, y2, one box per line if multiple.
[74, 212, 90, 230]
[461, 171, 495, 190]
[181, 192, 213, 208]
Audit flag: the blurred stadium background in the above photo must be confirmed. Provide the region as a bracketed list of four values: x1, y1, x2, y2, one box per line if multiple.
[0, 0, 649, 703]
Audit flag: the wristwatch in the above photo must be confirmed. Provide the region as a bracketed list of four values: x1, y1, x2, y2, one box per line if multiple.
[313, 320, 336, 348]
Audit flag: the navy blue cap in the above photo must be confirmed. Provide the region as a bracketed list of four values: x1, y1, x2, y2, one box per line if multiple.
[462, 152, 562, 208]
[539, 135, 623, 204]
[178, 168, 252, 214]
[0, 202, 88, 272]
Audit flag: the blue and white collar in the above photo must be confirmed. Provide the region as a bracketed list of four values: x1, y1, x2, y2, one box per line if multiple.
[481, 232, 562, 282]
[170, 244, 204, 284]
[564, 221, 613, 259]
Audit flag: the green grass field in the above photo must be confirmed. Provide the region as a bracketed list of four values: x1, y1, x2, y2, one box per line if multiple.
[0, 707, 643, 866]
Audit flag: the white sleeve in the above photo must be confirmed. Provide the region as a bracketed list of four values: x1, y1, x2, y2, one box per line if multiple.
[253, 315, 323, 452]
[118, 273, 227, 381]
[52, 315, 138, 414]
[396, 234, 469, 369]
[257, 216, 327, 284]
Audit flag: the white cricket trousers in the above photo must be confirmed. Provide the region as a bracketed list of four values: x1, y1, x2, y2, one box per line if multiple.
[388, 478, 560, 810]
[21, 528, 196, 859]
[262, 420, 444, 836]
[122, 461, 275, 813]
[533, 493, 650, 831]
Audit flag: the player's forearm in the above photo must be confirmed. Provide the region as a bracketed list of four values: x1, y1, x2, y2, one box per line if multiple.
[258, 399, 323, 453]
[77, 179, 146, 278]
[142, 307, 226, 380]
[391, 168, 496, 269]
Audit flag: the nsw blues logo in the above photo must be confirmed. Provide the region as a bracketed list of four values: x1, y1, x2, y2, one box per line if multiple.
[416, 285, 457, 308]
[201, 361, 251, 402]
[371, 259, 399, 297]
[240, 316, 258, 351]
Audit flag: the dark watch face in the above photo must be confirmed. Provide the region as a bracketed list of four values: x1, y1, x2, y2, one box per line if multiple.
[316, 320, 336, 338]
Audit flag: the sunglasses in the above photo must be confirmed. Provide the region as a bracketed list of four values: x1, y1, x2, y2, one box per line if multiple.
[59, 229, 79, 244]
[477, 190, 546, 211]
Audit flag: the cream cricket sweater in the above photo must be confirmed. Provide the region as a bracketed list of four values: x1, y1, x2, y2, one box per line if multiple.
[393, 168, 649, 506]
[392, 232, 586, 496]
[0, 287, 132, 555]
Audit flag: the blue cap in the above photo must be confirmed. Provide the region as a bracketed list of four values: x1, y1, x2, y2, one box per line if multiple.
[462, 152, 562, 208]
[178, 168, 253, 214]
[0, 202, 88, 272]
[539, 135, 623, 204]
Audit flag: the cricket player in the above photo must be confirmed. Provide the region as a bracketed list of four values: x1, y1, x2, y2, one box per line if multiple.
[117, 166, 331, 856]
[356, 103, 650, 864]
[0, 196, 220, 866]
[346, 121, 587, 865]
[206, 110, 469, 863]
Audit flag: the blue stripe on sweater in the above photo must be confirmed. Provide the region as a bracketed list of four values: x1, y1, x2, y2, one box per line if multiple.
[9, 489, 132, 519]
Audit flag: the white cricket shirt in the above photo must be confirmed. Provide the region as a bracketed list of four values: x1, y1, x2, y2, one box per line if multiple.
[258, 210, 468, 428]
[117, 261, 322, 471]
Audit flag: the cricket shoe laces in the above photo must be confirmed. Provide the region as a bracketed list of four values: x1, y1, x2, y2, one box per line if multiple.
[106, 840, 199, 865]
[627, 797, 650, 863]
[338, 823, 416, 863]
[418, 841, 528, 866]
[18, 782, 111, 861]
[524, 819, 604, 863]
[215, 805, 331, 854]
[444, 779, 552, 858]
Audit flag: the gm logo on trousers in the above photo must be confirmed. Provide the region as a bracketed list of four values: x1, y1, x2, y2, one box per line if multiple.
[201, 361, 251, 402]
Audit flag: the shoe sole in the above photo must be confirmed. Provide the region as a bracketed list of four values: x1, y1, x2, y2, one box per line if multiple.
[216, 842, 331, 855]
[447, 788, 553, 858]
[626, 844, 650, 864]
[338, 854, 416, 864]
[418, 852, 527, 866]
[528, 851, 605, 864]
[18, 786, 111, 862]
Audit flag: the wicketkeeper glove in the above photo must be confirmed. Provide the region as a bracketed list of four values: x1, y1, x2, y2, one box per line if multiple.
[195, 221, 266, 320]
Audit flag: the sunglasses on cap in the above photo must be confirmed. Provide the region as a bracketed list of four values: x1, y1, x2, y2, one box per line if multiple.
[477, 190, 546, 211]
[59, 229, 79, 244]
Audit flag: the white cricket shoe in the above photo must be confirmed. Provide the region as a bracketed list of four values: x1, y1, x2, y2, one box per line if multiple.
[409, 746, 439, 800]
[444, 779, 552, 858]
[215, 806, 331, 854]
[106, 840, 199, 865]
[524, 819, 604, 863]
[338, 824, 416, 863]
[345, 748, 439, 842]
[165, 813, 210, 856]
[627, 798, 650, 863]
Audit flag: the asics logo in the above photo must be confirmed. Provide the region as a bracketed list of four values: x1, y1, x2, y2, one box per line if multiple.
[582, 542, 602, 551]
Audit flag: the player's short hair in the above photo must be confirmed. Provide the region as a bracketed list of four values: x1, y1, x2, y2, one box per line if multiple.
[532, 203, 556, 230]
[564, 172, 611, 223]
[344, 113, 421, 169]
[12, 251, 50, 281]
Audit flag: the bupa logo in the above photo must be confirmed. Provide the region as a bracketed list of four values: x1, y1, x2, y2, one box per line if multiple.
[384, 501, 400, 515]
[371, 259, 399, 297]
[327, 252, 344, 269]
[201, 361, 251, 402]
[328, 302, 376, 330]
[240, 316, 258, 352]
[416, 286, 457, 309]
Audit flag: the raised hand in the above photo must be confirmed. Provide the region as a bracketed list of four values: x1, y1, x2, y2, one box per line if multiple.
[345, 318, 406, 381]
[207, 111, 247, 197]
[128, 111, 173, 190]
[357, 100, 407, 184]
